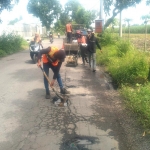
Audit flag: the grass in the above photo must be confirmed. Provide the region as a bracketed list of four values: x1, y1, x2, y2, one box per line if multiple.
[0, 33, 29, 57]
[119, 33, 150, 51]
[97, 32, 150, 130]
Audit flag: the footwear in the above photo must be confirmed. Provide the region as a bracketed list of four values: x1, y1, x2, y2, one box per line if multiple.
[45, 90, 50, 99]
[93, 70, 96, 72]
[85, 58, 89, 63]
[45, 94, 50, 99]
[60, 88, 70, 94]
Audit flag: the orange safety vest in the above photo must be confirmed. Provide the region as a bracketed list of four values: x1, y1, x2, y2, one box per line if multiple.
[66, 23, 72, 32]
[78, 36, 86, 44]
[42, 46, 59, 66]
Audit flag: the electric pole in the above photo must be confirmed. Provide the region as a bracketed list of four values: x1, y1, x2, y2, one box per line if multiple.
[100, 0, 103, 19]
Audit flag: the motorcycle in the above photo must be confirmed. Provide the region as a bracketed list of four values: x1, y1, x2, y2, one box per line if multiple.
[50, 37, 53, 43]
[29, 41, 42, 64]
[49, 34, 53, 43]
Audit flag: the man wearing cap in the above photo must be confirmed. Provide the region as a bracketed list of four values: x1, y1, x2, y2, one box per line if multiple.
[66, 20, 73, 43]
[87, 29, 102, 72]
[37, 46, 70, 99]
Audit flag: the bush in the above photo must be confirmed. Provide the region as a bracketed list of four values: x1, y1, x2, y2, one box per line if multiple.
[108, 51, 149, 85]
[116, 40, 134, 57]
[0, 32, 28, 57]
[98, 31, 119, 46]
[96, 45, 118, 66]
[121, 84, 150, 128]
[0, 50, 6, 57]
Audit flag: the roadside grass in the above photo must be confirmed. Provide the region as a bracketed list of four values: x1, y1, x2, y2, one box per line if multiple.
[116, 33, 150, 51]
[0, 32, 29, 57]
[120, 84, 150, 129]
[97, 32, 150, 130]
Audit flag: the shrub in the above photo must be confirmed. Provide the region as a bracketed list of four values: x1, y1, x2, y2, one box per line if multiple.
[120, 84, 150, 128]
[0, 50, 6, 57]
[116, 40, 134, 57]
[98, 31, 119, 46]
[96, 45, 118, 66]
[108, 51, 149, 85]
[0, 32, 28, 57]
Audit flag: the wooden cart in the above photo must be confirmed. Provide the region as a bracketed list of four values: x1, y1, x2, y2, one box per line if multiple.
[63, 38, 79, 67]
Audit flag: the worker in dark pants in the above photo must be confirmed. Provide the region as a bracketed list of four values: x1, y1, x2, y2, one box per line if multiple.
[87, 29, 102, 72]
[78, 31, 88, 65]
[66, 20, 73, 43]
[37, 46, 70, 99]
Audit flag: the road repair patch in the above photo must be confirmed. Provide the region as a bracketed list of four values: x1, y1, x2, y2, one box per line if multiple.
[52, 95, 69, 107]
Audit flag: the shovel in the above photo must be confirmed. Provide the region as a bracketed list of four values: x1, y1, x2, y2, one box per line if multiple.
[39, 66, 67, 103]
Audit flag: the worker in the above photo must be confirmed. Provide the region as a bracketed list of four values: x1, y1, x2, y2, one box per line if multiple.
[66, 20, 73, 43]
[30, 33, 43, 48]
[34, 33, 41, 43]
[78, 31, 88, 65]
[87, 29, 102, 72]
[37, 46, 70, 99]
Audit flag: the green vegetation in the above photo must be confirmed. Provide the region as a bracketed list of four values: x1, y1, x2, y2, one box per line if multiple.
[111, 25, 150, 34]
[0, 32, 29, 57]
[97, 32, 150, 129]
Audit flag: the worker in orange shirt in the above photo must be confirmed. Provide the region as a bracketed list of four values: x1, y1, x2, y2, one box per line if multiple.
[66, 20, 73, 43]
[37, 46, 70, 99]
[78, 31, 88, 65]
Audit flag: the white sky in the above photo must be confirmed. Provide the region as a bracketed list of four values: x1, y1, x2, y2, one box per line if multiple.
[0, 0, 149, 26]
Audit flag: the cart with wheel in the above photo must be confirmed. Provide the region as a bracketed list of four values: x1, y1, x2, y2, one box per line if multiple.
[63, 38, 79, 67]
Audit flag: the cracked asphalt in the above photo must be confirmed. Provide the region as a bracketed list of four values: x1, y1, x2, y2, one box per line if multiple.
[0, 38, 150, 150]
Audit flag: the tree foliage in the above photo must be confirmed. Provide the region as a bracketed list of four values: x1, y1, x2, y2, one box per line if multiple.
[8, 16, 22, 25]
[146, 0, 150, 5]
[0, 0, 19, 22]
[63, 0, 96, 27]
[104, 0, 142, 29]
[27, 0, 61, 29]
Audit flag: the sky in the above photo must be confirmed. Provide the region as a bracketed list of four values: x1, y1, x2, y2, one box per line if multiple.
[0, 0, 150, 26]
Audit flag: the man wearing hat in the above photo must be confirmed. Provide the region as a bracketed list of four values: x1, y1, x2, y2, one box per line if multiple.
[87, 29, 102, 72]
[37, 46, 70, 99]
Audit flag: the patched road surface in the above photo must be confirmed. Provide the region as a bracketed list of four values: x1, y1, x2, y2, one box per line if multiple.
[0, 38, 150, 150]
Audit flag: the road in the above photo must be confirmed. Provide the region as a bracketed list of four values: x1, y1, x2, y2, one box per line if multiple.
[0, 38, 150, 150]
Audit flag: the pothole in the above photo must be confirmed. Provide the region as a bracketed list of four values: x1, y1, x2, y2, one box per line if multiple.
[62, 136, 98, 150]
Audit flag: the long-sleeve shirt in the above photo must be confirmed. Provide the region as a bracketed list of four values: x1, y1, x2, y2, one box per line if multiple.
[87, 34, 101, 53]
[38, 47, 62, 79]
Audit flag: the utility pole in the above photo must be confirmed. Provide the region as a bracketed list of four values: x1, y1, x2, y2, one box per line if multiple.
[119, 11, 122, 37]
[95, 0, 104, 33]
[100, 0, 103, 19]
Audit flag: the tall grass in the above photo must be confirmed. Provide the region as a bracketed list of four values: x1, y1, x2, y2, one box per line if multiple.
[120, 84, 150, 129]
[97, 31, 150, 130]
[0, 32, 28, 57]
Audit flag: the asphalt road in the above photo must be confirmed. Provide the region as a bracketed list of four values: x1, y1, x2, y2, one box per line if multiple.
[0, 38, 150, 150]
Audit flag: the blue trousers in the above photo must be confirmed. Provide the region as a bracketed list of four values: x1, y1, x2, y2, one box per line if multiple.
[43, 63, 63, 92]
[88, 52, 96, 70]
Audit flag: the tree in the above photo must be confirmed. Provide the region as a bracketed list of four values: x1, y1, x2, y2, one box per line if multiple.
[75, 7, 96, 27]
[8, 16, 22, 25]
[141, 15, 150, 51]
[64, 0, 96, 28]
[27, 0, 61, 29]
[0, 0, 19, 22]
[124, 18, 132, 39]
[146, 0, 150, 5]
[104, 0, 141, 29]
